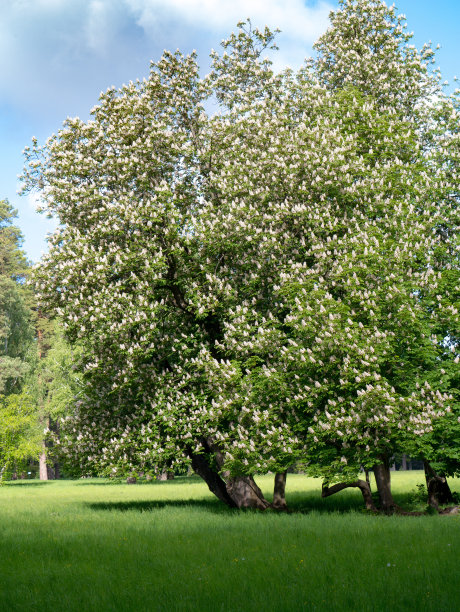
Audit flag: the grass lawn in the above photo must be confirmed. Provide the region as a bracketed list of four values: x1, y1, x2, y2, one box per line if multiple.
[0, 472, 459, 612]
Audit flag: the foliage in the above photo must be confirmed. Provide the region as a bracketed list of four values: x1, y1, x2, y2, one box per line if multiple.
[0, 199, 28, 281]
[0, 200, 33, 395]
[23, 1, 459, 488]
[25, 320, 83, 422]
[0, 200, 38, 478]
[0, 392, 41, 480]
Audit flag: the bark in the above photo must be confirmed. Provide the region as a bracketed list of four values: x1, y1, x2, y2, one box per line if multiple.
[39, 433, 58, 480]
[424, 461, 454, 509]
[373, 462, 397, 512]
[205, 437, 271, 509]
[272, 471, 288, 510]
[188, 439, 272, 510]
[226, 475, 271, 510]
[187, 449, 237, 508]
[322, 480, 377, 511]
[39, 448, 55, 480]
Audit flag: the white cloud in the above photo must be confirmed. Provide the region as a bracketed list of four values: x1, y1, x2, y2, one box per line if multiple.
[127, 0, 332, 37]
[85, 0, 115, 53]
[0, 0, 147, 119]
[0, 0, 334, 121]
[127, 0, 333, 68]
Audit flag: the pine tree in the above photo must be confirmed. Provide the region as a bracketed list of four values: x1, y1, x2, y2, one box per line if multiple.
[0, 200, 38, 479]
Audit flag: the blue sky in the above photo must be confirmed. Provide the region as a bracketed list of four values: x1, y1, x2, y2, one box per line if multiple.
[1, 0, 459, 263]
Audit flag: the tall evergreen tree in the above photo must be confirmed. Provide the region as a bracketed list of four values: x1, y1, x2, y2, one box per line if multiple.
[0, 199, 33, 394]
[0, 200, 38, 479]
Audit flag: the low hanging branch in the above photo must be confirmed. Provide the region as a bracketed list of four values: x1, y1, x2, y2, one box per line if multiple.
[322, 480, 377, 511]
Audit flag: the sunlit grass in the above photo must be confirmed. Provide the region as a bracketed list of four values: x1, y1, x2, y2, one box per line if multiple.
[0, 472, 458, 611]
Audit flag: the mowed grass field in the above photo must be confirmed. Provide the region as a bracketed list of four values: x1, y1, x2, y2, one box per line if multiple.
[0, 472, 459, 612]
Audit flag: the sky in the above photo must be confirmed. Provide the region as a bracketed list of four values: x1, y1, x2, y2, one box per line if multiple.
[1, 0, 459, 263]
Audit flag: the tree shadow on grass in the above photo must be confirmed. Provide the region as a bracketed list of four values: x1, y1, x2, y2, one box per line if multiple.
[285, 491, 369, 514]
[86, 490, 374, 515]
[86, 498, 236, 515]
[287, 491, 431, 515]
[3, 481, 49, 487]
[75, 475, 203, 486]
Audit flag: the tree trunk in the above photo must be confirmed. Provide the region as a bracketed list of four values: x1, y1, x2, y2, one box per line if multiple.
[272, 471, 288, 510]
[39, 451, 48, 480]
[226, 475, 271, 510]
[187, 449, 237, 508]
[401, 454, 407, 470]
[322, 480, 377, 511]
[188, 450, 271, 509]
[204, 437, 271, 509]
[373, 461, 397, 512]
[39, 448, 55, 480]
[424, 461, 454, 509]
[39, 426, 57, 481]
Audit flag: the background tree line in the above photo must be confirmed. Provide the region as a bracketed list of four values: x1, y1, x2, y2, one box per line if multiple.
[0, 200, 80, 480]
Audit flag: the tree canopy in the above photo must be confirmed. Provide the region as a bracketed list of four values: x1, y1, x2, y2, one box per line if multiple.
[23, 0, 459, 509]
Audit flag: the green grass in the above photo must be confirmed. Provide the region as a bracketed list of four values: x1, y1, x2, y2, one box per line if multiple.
[0, 472, 459, 612]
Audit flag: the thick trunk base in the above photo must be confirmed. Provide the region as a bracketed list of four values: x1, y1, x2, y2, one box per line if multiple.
[226, 475, 270, 510]
[373, 462, 397, 512]
[188, 447, 271, 509]
[424, 461, 454, 509]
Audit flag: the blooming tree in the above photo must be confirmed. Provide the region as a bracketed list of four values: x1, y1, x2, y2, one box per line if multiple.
[23, 1, 459, 510]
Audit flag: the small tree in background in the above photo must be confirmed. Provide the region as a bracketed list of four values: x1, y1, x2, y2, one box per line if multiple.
[0, 393, 41, 481]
